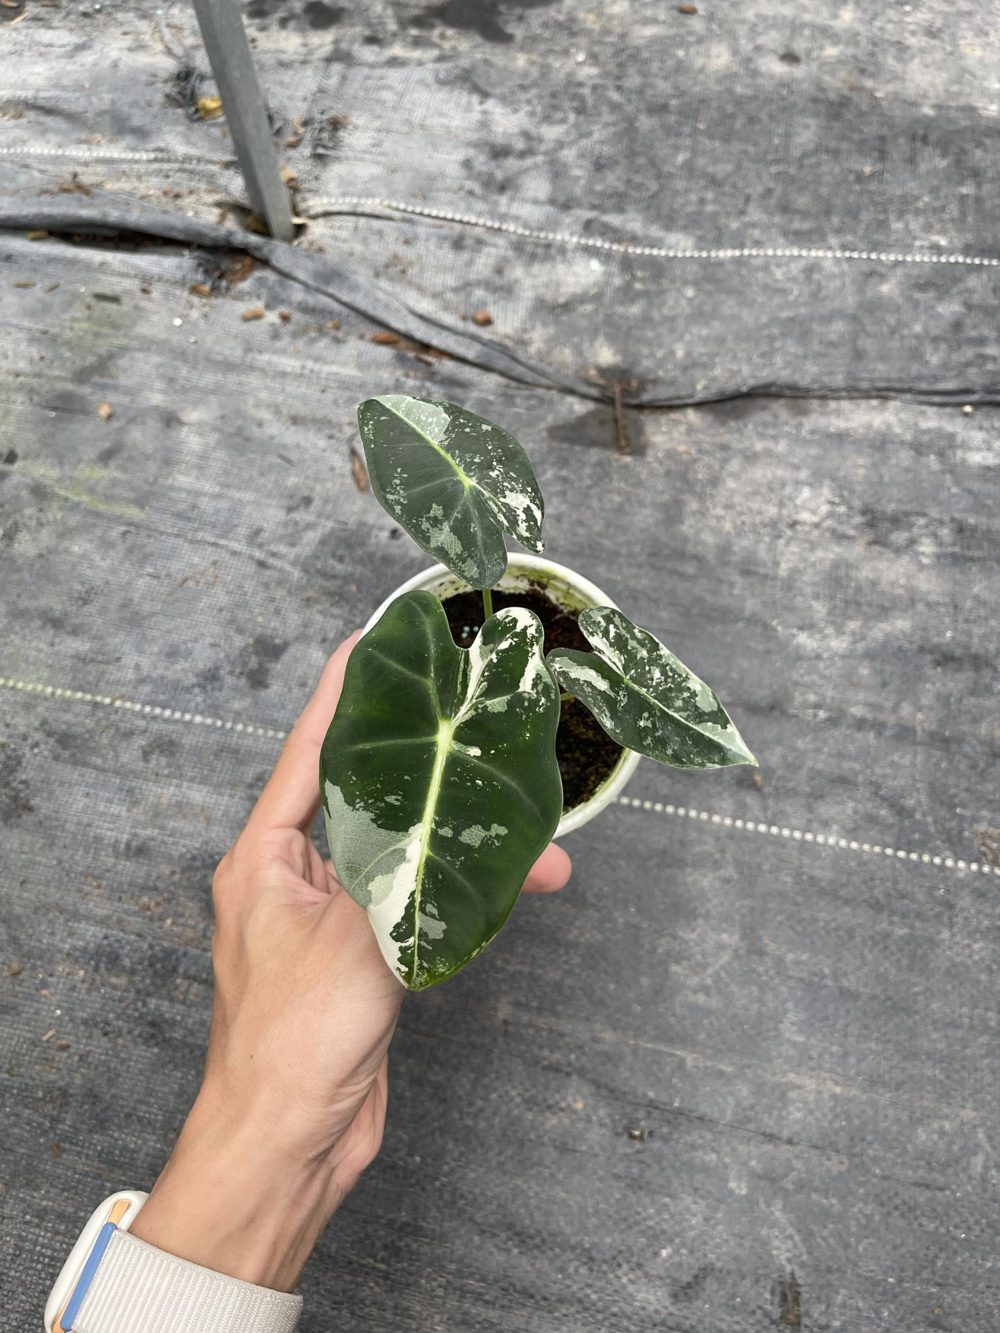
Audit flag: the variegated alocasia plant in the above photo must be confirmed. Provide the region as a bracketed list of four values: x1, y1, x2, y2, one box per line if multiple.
[322, 394, 755, 990]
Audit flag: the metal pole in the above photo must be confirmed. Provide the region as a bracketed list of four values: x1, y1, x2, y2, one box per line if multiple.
[191, 0, 295, 242]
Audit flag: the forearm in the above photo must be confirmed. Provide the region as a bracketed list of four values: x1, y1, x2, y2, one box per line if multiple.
[129, 1090, 349, 1293]
[51, 1082, 380, 1331]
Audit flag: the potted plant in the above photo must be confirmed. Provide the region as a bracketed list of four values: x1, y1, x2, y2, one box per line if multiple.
[322, 395, 755, 990]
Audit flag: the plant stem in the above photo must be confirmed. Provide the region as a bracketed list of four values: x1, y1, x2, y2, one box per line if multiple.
[482, 586, 493, 620]
[559, 692, 574, 704]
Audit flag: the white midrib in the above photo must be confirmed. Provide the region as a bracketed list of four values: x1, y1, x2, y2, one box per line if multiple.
[409, 717, 453, 985]
[381, 399, 475, 494]
[380, 399, 537, 538]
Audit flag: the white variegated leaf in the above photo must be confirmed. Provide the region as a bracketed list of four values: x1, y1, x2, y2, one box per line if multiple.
[357, 394, 544, 589]
[321, 590, 562, 990]
[547, 606, 756, 769]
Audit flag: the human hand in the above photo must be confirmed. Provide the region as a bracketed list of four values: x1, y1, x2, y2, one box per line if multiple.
[130, 632, 572, 1291]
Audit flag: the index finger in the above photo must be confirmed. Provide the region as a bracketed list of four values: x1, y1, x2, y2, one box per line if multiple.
[246, 630, 362, 835]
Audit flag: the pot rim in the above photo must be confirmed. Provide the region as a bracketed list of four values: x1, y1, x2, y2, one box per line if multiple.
[362, 553, 641, 836]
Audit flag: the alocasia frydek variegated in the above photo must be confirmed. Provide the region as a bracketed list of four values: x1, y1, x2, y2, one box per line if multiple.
[322, 396, 755, 988]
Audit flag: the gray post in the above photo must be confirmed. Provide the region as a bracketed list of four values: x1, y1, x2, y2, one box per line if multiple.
[191, 0, 295, 243]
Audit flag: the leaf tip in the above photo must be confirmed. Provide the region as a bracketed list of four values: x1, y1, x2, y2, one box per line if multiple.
[730, 737, 758, 767]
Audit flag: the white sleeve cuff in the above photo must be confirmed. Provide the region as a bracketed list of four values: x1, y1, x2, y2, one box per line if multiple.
[72, 1230, 302, 1333]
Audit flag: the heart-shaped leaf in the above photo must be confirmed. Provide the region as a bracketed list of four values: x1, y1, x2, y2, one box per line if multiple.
[321, 589, 562, 990]
[547, 606, 756, 769]
[356, 395, 544, 589]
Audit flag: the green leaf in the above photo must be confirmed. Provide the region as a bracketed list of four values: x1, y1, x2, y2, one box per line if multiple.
[356, 395, 544, 589]
[320, 589, 562, 990]
[547, 606, 756, 770]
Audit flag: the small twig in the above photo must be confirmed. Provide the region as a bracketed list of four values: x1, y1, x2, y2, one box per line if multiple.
[611, 382, 632, 454]
[349, 447, 369, 492]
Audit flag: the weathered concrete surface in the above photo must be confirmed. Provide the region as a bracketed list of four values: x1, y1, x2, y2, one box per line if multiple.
[2, 2, 1000, 1330]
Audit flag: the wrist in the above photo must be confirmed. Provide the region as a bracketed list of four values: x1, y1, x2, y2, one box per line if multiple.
[131, 1091, 345, 1292]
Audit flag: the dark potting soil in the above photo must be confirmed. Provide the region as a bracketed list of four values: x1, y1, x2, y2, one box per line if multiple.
[442, 585, 625, 813]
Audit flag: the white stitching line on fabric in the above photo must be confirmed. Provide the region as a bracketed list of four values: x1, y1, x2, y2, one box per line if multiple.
[0, 676, 288, 740]
[617, 795, 1000, 879]
[2, 673, 995, 880]
[306, 195, 1000, 268]
[0, 146, 233, 166]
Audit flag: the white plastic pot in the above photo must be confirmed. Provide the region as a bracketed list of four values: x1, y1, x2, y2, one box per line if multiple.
[363, 553, 641, 836]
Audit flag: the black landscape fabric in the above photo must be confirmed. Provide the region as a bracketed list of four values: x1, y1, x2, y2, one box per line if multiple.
[2, 3, 999, 1330]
